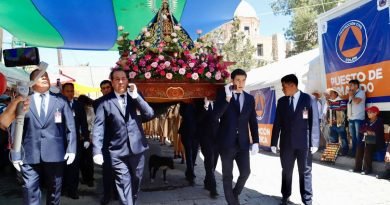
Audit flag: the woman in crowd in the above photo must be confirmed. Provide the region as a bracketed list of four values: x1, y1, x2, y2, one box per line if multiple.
[351, 106, 385, 175]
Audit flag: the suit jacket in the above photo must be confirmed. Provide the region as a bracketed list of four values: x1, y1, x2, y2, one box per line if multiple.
[11, 92, 77, 164]
[70, 100, 89, 143]
[271, 91, 320, 150]
[92, 92, 154, 157]
[213, 90, 259, 150]
[178, 102, 197, 139]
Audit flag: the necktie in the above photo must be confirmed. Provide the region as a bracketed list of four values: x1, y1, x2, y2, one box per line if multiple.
[120, 94, 126, 114]
[40, 94, 46, 122]
[235, 93, 241, 112]
[289, 96, 294, 113]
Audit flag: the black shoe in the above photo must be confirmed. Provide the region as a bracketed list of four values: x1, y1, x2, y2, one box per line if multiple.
[349, 168, 361, 173]
[280, 197, 290, 205]
[100, 198, 110, 205]
[209, 190, 219, 199]
[67, 191, 79, 199]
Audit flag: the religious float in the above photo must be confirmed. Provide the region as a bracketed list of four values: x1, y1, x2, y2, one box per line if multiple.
[114, 0, 230, 103]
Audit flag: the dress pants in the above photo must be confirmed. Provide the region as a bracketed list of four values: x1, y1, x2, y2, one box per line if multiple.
[181, 134, 199, 180]
[220, 144, 250, 205]
[21, 162, 64, 205]
[355, 143, 375, 172]
[63, 145, 80, 194]
[280, 148, 313, 205]
[111, 153, 145, 205]
[199, 135, 218, 191]
[80, 145, 94, 183]
[102, 151, 117, 202]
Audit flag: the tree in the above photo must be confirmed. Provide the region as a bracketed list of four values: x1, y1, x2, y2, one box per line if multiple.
[271, 0, 342, 55]
[204, 18, 256, 72]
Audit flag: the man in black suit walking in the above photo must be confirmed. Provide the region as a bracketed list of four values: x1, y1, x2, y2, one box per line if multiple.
[213, 68, 259, 205]
[271, 74, 320, 205]
[61, 83, 90, 199]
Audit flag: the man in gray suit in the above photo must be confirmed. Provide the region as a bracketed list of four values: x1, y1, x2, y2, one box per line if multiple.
[10, 69, 77, 205]
[271, 74, 320, 205]
[93, 68, 154, 205]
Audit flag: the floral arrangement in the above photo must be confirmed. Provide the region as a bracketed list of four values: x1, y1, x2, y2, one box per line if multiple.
[115, 25, 230, 82]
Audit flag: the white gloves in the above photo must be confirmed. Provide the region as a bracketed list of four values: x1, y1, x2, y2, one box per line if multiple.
[224, 83, 233, 98]
[204, 97, 210, 110]
[64, 153, 76, 165]
[271, 146, 277, 154]
[310, 147, 318, 154]
[12, 160, 23, 172]
[251, 144, 259, 155]
[93, 154, 104, 165]
[128, 83, 138, 99]
[84, 141, 90, 149]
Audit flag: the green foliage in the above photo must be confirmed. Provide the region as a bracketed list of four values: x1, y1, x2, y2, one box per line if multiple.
[270, 0, 343, 55]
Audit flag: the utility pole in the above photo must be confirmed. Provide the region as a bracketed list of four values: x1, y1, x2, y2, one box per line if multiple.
[57, 49, 63, 66]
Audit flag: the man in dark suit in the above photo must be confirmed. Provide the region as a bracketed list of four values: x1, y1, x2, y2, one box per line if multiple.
[213, 68, 259, 205]
[94, 80, 118, 205]
[178, 102, 199, 185]
[92, 68, 154, 205]
[196, 98, 219, 198]
[271, 74, 320, 205]
[61, 83, 90, 199]
[10, 69, 77, 205]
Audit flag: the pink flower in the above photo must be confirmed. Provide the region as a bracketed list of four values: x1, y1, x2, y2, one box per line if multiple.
[146, 65, 152, 71]
[166, 73, 173, 80]
[164, 61, 171, 67]
[144, 72, 151, 79]
[209, 67, 215, 72]
[191, 73, 199, 80]
[179, 68, 186, 75]
[190, 54, 196, 60]
[201, 62, 207, 68]
[205, 72, 212, 78]
[151, 62, 158, 68]
[197, 68, 204, 74]
[158, 48, 163, 53]
[130, 41, 135, 46]
[130, 54, 137, 60]
[178, 59, 184, 65]
[215, 71, 222, 80]
[139, 59, 146, 67]
[159, 70, 166, 76]
[145, 55, 152, 60]
[183, 50, 190, 56]
[133, 65, 139, 72]
[189, 62, 195, 68]
[186, 73, 192, 79]
[158, 55, 165, 60]
[129, 71, 137, 79]
[132, 47, 137, 52]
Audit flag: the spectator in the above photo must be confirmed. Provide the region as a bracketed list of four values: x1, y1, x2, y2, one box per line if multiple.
[347, 79, 366, 156]
[326, 88, 349, 155]
[351, 106, 385, 175]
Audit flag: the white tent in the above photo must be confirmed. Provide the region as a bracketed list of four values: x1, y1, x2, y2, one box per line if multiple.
[245, 48, 325, 100]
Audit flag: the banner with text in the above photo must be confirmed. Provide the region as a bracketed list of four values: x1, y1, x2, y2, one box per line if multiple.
[321, 0, 390, 103]
[250, 87, 276, 147]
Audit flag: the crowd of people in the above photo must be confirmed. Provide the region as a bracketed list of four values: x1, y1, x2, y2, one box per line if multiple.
[0, 68, 389, 205]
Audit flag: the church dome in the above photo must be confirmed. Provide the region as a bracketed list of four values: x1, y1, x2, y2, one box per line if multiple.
[234, 0, 258, 19]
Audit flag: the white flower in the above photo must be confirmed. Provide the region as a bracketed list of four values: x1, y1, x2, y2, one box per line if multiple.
[117, 36, 124, 41]
[215, 71, 222, 80]
[164, 61, 171, 67]
[179, 68, 186, 75]
[162, 14, 167, 20]
[189, 62, 195, 68]
[171, 32, 177, 37]
[205, 72, 212, 78]
[151, 62, 158, 68]
[191, 73, 199, 80]
[145, 32, 151, 37]
[129, 71, 137, 79]
[118, 26, 124, 31]
[174, 25, 181, 31]
[166, 73, 173, 80]
[173, 38, 178, 43]
[142, 27, 148, 33]
[190, 55, 196, 60]
[144, 72, 151, 79]
[144, 42, 150, 47]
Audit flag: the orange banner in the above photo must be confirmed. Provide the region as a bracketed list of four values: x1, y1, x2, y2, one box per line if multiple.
[258, 124, 273, 147]
[326, 60, 390, 98]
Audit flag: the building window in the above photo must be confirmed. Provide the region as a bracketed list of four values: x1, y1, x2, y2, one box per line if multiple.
[244, 26, 250, 35]
[257, 44, 263, 56]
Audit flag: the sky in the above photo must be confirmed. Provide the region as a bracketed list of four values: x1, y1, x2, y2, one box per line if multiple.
[1, 0, 291, 70]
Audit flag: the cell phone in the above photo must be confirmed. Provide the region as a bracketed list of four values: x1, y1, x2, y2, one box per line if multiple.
[229, 84, 237, 91]
[3, 47, 40, 67]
